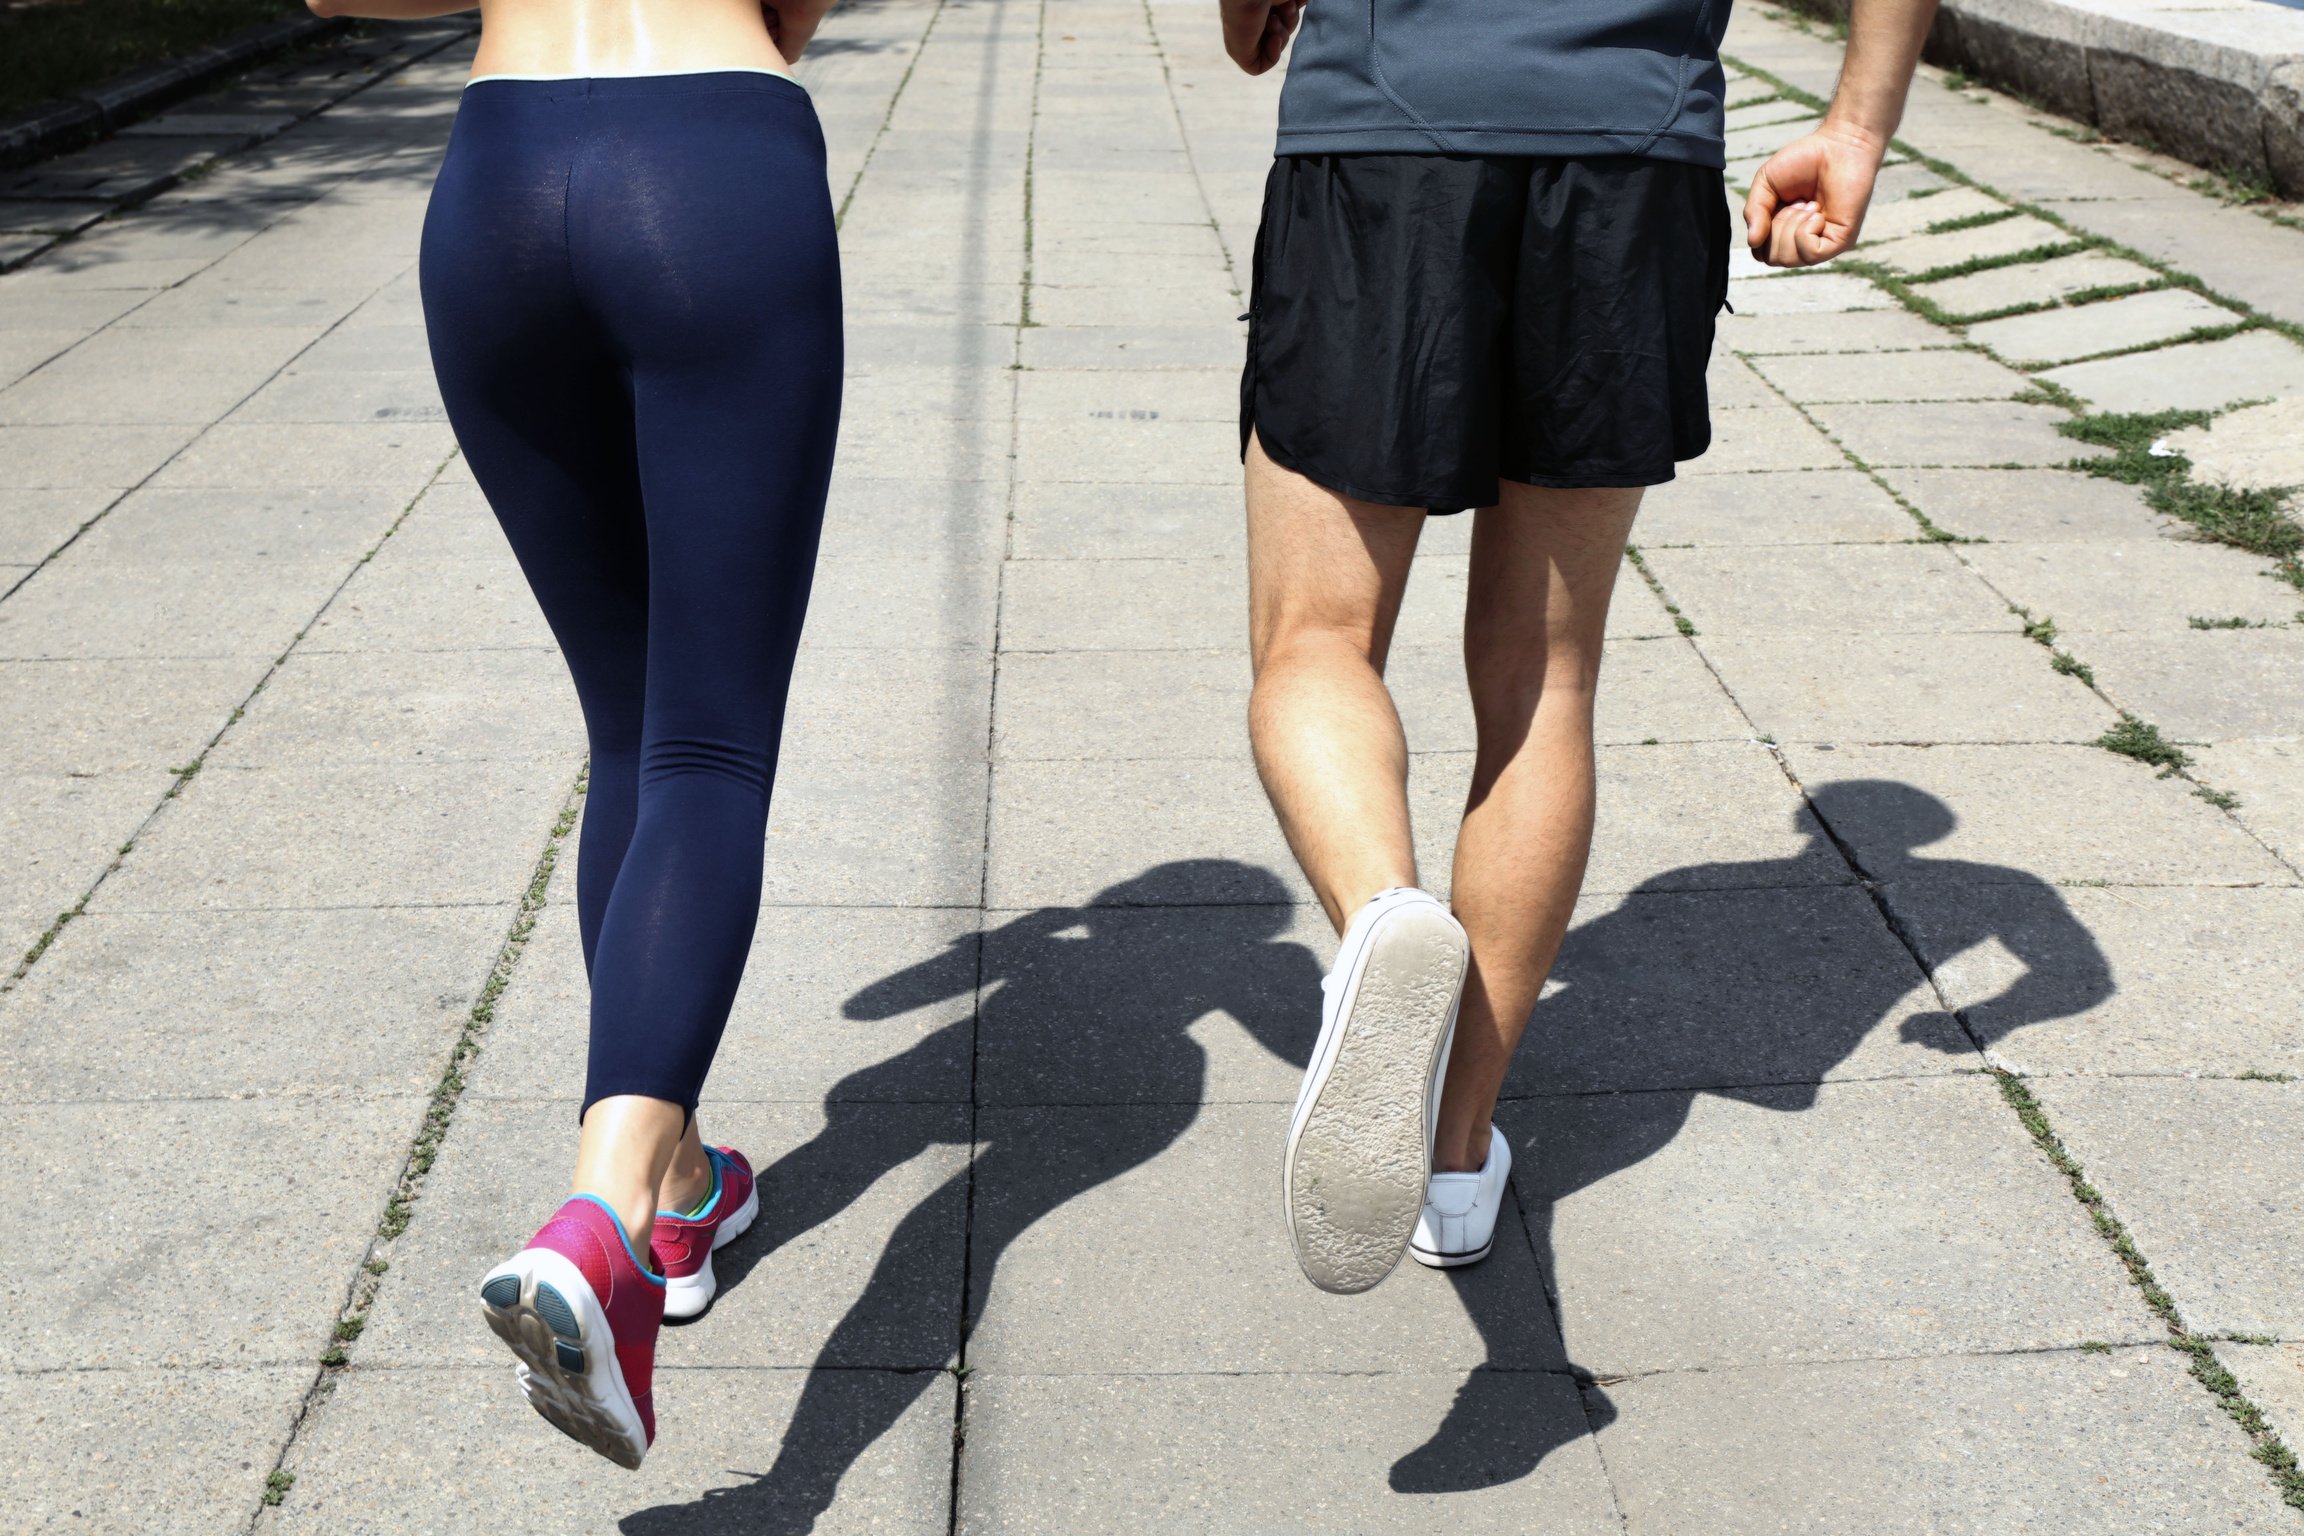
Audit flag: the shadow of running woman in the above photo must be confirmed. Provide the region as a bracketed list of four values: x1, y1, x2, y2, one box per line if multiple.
[622, 858, 1334, 1534]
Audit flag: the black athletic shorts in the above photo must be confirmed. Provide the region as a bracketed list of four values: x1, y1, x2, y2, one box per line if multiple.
[1241, 154, 1732, 511]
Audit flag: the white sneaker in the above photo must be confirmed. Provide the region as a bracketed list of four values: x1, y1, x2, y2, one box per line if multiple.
[1409, 1124, 1512, 1268]
[1284, 887, 1470, 1294]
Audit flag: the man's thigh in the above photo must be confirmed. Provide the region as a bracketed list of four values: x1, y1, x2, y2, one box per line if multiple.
[1245, 433, 1429, 672]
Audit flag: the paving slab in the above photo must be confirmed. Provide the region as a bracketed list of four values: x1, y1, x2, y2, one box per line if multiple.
[1504, 883, 1967, 1098]
[1785, 743, 2295, 887]
[780, 645, 995, 762]
[0, 655, 258, 770]
[758, 753, 988, 907]
[1699, 631, 2114, 742]
[1505, 1077, 2155, 1374]
[1683, 402, 1847, 473]
[1889, 883, 2304, 1078]
[1862, 213, 2079, 277]
[90, 759, 569, 912]
[71, 484, 407, 566]
[360, 1097, 967, 1370]
[0, 421, 189, 487]
[215, 646, 582, 765]
[0, 327, 86, 389]
[0, 766, 173, 937]
[2194, 739, 2304, 867]
[1409, 742, 1850, 900]
[1910, 251, 2162, 318]
[818, 475, 1012, 558]
[1721, 272, 1893, 314]
[2223, 1344, 2304, 1456]
[969, 1102, 1561, 1371]
[146, 419, 454, 490]
[1388, 634, 1753, 752]
[1807, 400, 2098, 467]
[2033, 1077, 2304, 1339]
[1001, 556, 1241, 650]
[1878, 466, 2167, 542]
[2070, 628, 2304, 741]
[300, 553, 553, 653]
[1746, 346, 2028, 403]
[994, 645, 1249, 759]
[1716, 306, 1955, 354]
[476, 903, 978, 1105]
[0, 556, 345, 659]
[956, 1372, 1615, 1533]
[1597, 1347, 2293, 1533]
[1638, 543, 2014, 635]
[1007, 479, 1238, 560]
[0, 1096, 419, 1369]
[2, 1367, 312, 1536]
[1967, 287, 2241, 367]
[801, 557, 1002, 652]
[1961, 541, 2299, 633]
[987, 754, 1303, 908]
[2159, 397, 2304, 494]
[0, 905, 507, 1102]
[2044, 331, 2304, 415]
[273, 1365, 956, 1536]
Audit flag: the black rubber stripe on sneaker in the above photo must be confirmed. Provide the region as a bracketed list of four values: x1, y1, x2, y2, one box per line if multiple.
[534, 1283, 580, 1340]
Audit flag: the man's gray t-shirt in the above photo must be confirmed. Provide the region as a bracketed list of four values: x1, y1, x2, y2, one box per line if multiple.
[1275, 0, 1734, 166]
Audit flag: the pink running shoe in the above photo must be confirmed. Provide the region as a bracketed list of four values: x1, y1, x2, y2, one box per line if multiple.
[651, 1146, 760, 1320]
[479, 1195, 665, 1468]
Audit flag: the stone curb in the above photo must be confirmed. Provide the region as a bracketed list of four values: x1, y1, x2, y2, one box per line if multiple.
[1781, 0, 2304, 198]
[0, 14, 348, 174]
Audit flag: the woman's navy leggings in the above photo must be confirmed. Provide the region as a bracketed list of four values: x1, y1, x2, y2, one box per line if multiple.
[420, 73, 841, 1116]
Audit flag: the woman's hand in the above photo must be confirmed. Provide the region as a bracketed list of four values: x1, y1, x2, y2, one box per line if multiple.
[1221, 0, 1304, 75]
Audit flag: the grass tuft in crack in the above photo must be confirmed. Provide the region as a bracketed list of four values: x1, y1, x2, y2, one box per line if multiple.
[262, 1472, 295, 1508]
[2060, 410, 2304, 590]
[2096, 714, 2191, 774]
[1992, 1069, 2304, 1510]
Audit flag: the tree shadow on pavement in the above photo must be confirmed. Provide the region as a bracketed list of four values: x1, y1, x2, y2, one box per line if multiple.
[623, 783, 2113, 1528]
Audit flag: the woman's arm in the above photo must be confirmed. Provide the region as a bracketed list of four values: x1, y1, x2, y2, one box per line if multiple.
[764, 0, 838, 63]
[307, 0, 477, 17]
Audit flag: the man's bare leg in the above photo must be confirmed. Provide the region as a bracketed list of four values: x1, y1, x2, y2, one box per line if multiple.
[1432, 483, 1642, 1172]
[1245, 433, 1426, 929]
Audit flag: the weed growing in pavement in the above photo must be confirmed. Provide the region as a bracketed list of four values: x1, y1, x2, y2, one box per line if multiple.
[2050, 651, 2095, 685]
[2079, 1339, 2113, 1353]
[1624, 545, 1699, 636]
[2188, 166, 2276, 208]
[2190, 615, 2279, 629]
[1992, 1070, 2304, 1511]
[2238, 1071, 2297, 1084]
[263, 1472, 295, 1508]
[2019, 611, 2058, 645]
[2096, 714, 2192, 774]
[2060, 411, 2304, 590]
[1924, 207, 2020, 236]
[2195, 786, 2242, 811]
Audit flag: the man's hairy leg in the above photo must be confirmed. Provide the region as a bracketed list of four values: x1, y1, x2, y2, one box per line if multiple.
[1245, 433, 1427, 933]
[1434, 483, 1641, 1172]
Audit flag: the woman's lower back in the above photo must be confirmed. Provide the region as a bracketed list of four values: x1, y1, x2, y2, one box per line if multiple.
[468, 0, 792, 78]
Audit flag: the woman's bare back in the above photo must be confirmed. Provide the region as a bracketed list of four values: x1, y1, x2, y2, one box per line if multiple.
[471, 0, 795, 77]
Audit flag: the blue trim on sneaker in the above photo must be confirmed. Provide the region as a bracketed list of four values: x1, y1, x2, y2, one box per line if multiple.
[567, 1193, 669, 1288]
[655, 1148, 726, 1223]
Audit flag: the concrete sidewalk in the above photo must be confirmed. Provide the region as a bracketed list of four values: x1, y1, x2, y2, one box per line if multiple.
[2, 2, 2301, 1531]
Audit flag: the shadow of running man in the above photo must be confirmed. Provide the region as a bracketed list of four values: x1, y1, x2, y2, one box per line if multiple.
[623, 858, 1341, 1534]
[1391, 777, 2115, 1492]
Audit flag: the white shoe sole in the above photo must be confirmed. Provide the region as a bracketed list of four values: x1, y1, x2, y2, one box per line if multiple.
[1285, 898, 1468, 1294]
[479, 1248, 649, 1469]
[661, 1179, 760, 1321]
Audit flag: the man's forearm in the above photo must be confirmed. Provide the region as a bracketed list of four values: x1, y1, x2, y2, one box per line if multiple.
[1823, 0, 1939, 149]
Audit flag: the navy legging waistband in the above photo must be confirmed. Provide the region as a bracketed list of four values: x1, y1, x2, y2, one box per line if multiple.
[420, 70, 843, 1116]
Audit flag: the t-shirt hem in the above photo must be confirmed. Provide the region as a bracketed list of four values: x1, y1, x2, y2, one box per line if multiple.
[1274, 126, 1725, 168]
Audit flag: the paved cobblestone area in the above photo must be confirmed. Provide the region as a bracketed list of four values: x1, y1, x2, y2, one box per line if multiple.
[3, 3, 2303, 1531]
